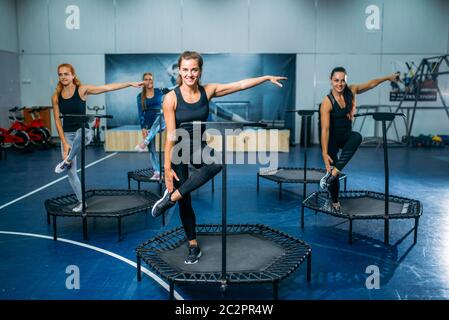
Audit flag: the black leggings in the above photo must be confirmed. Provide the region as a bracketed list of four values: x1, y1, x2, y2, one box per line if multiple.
[327, 131, 362, 202]
[172, 144, 222, 241]
[328, 131, 362, 172]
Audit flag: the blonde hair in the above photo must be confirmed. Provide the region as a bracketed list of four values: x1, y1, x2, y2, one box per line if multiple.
[54, 63, 82, 100]
[176, 51, 203, 86]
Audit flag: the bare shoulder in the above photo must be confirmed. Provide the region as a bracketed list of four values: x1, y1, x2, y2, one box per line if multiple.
[348, 84, 358, 95]
[321, 96, 332, 112]
[203, 83, 217, 99]
[163, 90, 177, 108]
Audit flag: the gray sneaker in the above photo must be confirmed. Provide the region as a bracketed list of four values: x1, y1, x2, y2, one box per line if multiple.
[184, 245, 202, 264]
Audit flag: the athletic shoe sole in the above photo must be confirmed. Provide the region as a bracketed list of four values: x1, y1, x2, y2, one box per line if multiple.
[151, 189, 169, 217]
[184, 251, 202, 264]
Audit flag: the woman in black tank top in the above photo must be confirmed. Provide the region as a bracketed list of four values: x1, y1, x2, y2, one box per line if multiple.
[319, 66, 399, 210]
[52, 63, 143, 212]
[151, 51, 287, 264]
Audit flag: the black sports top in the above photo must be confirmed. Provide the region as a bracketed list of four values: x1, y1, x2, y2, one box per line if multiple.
[174, 85, 209, 127]
[58, 86, 87, 132]
[325, 91, 353, 136]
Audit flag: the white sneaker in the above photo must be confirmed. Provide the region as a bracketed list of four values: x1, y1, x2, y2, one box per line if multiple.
[150, 172, 161, 180]
[55, 158, 72, 173]
[72, 202, 86, 212]
[134, 143, 147, 152]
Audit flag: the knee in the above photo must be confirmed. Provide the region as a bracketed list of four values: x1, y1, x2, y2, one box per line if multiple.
[352, 131, 363, 145]
[211, 163, 223, 175]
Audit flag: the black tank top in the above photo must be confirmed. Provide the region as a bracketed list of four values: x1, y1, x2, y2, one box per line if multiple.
[58, 86, 87, 132]
[174, 86, 209, 127]
[174, 86, 209, 143]
[325, 92, 352, 136]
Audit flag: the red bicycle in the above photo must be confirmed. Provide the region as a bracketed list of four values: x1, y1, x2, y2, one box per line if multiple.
[27, 107, 52, 145]
[8, 107, 45, 147]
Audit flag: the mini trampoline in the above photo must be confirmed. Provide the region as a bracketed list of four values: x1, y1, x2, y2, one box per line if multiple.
[136, 224, 311, 299]
[257, 110, 347, 228]
[45, 189, 158, 241]
[127, 112, 165, 195]
[136, 121, 312, 299]
[44, 114, 160, 241]
[302, 112, 423, 244]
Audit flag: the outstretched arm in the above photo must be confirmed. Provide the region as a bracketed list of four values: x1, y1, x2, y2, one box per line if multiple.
[205, 75, 287, 99]
[350, 72, 399, 95]
[79, 82, 143, 98]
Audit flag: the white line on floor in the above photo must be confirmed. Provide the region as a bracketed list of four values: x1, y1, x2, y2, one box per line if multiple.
[0, 152, 118, 211]
[0, 230, 183, 300]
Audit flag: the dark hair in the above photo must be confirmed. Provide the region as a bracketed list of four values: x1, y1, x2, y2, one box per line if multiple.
[176, 51, 203, 86]
[330, 66, 353, 104]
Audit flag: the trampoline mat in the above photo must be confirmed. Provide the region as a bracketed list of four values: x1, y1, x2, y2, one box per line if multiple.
[340, 197, 409, 216]
[261, 168, 326, 181]
[159, 233, 285, 273]
[62, 194, 151, 213]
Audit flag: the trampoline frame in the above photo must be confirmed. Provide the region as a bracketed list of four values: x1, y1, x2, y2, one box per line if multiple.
[302, 112, 423, 244]
[45, 189, 158, 241]
[136, 223, 311, 299]
[303, 190, 422, 244]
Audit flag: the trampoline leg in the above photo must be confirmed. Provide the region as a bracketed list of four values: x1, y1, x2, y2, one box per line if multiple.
[159, 182, 162, 196]
[47, 212, 50, 225]
[127, 177, 130, 190]
[306, 251, 312, 282]
[138, 181, 141, 191]
[348, 219, 353, 244]
[344, 177, 347, 191]
[279, 183, 282, 200]
[273, 280, 279, 300]
[301, 205, 305, 229]
[52, 215, 57, 241]
[169, 281, 174, 300]
[414, 218, 419, 243]
[118, 217, 122, 242]
[384, 218, 389, 245]
[82, 216, 88, 241]
[137, 255, 142, 282]
[256, 173, 259, 192]
[212, 176, 215, 193]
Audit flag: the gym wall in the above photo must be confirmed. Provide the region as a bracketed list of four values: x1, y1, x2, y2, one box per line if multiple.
[0, 0, 20, 128]
[4, 0, 449, 141]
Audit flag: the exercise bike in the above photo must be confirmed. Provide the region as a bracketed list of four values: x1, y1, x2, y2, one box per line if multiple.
[86, 105, 106, 147]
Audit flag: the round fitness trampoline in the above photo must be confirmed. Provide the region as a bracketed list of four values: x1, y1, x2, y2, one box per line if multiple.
[302, 112, 423, 244]
[45, 114, 160, 241]
[45, 189, 159, 241]
[136, 121, 312, 299]
[136, 224, 311, 299]
[257, 110, 347, 228]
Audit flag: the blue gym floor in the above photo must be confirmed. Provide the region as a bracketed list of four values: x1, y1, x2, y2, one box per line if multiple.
[1, 143, 448, 300]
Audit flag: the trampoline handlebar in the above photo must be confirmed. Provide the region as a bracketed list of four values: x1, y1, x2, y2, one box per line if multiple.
[60, 114, 113, 120]
[354, 112, 405, 121]
[286, 109, 319, 117]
